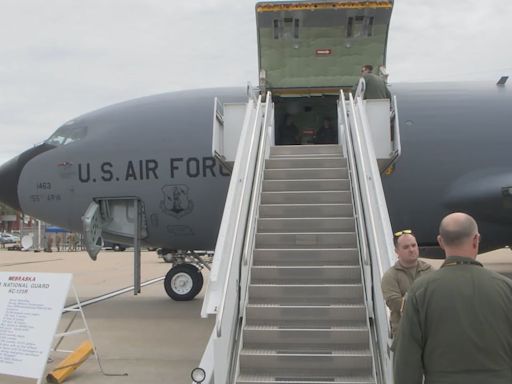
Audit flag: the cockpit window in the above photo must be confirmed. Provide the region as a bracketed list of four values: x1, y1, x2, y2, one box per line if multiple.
[46, 125, 87, 146]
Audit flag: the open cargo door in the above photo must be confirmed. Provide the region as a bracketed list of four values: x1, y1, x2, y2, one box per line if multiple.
[256, 1, 394, 94]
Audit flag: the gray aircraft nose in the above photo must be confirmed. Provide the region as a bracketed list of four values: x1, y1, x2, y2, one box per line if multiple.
[0, 143, 55, 211]
[0, 156, 22, 211]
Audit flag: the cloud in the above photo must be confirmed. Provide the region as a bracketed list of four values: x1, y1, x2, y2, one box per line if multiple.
[0, 0, 511, 164]
[388, 0, 512, 82]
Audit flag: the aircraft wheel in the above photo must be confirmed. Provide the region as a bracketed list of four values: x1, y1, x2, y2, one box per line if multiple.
[164, 264, 203, 301]
[113, 244, 126, 252]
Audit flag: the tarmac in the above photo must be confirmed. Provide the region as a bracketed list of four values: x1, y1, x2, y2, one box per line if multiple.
[0, 247, 511, 384]
[0, 248, 213, 384]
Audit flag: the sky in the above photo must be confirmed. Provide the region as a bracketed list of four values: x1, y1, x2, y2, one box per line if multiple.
[1, 0, 511, 165]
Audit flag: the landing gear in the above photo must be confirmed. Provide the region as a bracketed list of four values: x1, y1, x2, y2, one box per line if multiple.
[158, 249, 213, 301]
[164, 264, 204, 301]
[113, 243, 126, 252]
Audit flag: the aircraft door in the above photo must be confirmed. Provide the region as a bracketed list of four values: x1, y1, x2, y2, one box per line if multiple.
[256, 2, 393, 90]
[82, 201, 103, 260]
[82, 198, 148, 260]
[212, 97, 255, 171]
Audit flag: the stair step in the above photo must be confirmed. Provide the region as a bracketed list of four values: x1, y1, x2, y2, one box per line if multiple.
[237, 374, 375, 384]
[242, 327, 370, 350]
[238, 349, 373, 377]
[248, 284, 364, 305]
[262, 179, 350, 192]
[259, 204, 353, 218]
[245, 304, 367, 327]
[253, 249, 359, 266]
[266, 158, 347, 169]
[258, 218, 355, 233]
[261, 191, 352, 205]
[255, 233, 357, 249]
[234, 144, 376, 384]
[270, 144, 342, 157]
[265, 168, 348, 180]
[250, 266, 361, 284]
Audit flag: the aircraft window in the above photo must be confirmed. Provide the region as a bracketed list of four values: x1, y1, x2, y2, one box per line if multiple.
[273, 19, 280, 39]
[366, 17, 374, 37]
[273, 18, 300, 40]
[346, 16, 373, 38]
[283, 17, 293, 39]
[347, 17, 354, 38]
[46, 125, 88, 146]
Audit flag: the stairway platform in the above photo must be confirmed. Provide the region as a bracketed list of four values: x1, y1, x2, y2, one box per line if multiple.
[259, 204, 354, 218]
[237, 375, 375, 384]
[238, 349, 373, 376]
[248, 284, 364, 305]
[270, 144, 342, 157]
[261, 191, 352, 204]
[232, 138, 379, 382]
[264, 168, 348, 180]
[245, 304, 367, 328]
[250, 266, 362, 284]
[253, 248, 359, 266]
[255, 232, 357, 249]
[266, 158, 347, 169]
[257, 217, 356, 233]
[242, 327, 370, 350]
[262, 179, 350, 192]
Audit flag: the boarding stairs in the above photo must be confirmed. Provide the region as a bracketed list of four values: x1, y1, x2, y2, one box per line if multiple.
[238, 144, 372, 383]
[200, 91, 400, 384]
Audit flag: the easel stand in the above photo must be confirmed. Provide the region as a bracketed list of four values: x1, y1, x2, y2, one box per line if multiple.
[44, 284, 127, 384]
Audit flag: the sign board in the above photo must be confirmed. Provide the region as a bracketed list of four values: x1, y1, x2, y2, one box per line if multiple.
[0, 272, 72, 380]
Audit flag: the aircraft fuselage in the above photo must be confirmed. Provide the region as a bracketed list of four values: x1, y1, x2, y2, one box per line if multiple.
[1, 82, 511, 253]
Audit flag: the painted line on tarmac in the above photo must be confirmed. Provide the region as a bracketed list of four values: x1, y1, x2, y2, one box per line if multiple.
[63, 276, 165, 312]
[0, 258, 64, 267]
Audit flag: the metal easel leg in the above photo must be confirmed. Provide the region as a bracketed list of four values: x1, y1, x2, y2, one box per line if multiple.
[71, 284, 128, 378]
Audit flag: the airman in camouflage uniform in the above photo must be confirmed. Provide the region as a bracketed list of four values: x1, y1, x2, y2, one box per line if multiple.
[394, 213, 512, 384]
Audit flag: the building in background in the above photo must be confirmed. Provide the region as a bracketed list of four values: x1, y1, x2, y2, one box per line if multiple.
[0, 202, 36, 232]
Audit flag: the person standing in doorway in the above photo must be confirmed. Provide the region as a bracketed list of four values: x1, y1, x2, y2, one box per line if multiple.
[354, 64, 391, 100]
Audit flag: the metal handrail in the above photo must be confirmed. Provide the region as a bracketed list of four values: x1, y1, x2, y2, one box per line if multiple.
[214, 98, 264, 338]
[203, 99, 254, 313]
[355, 94, 396, 382]
[339, 92, 370, 268]
[237, 94, 272, 341]
[340, 92, 375, 325]
[343, 91, 395, 382]
[353, 95, 387, 268]
[243, 93, 272, 267]
[199, 95, 265, 384]
[392, 95, 401, 158]
[379, 94, 401, 173]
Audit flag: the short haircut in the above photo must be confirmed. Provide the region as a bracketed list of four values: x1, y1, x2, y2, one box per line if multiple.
[393, 232, 416, 248]
[439, 214, 478, 247]
[362, 64, 373, 72]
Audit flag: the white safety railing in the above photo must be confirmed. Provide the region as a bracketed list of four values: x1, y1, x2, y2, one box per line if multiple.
[339, 90, 396, 383]
[381, 94, 401, 173]
[240, 97, 273, 308]
[200, 92, 273, 384]
[392, 95, 401, 160]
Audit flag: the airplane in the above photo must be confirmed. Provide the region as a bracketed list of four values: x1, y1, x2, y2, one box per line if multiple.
[0, 1, 511, 301]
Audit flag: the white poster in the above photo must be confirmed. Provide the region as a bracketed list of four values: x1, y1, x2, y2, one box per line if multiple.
[0, 272, 72, 379]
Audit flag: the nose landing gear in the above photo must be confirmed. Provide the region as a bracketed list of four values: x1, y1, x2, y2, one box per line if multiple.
[158, 249, 213, 301]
